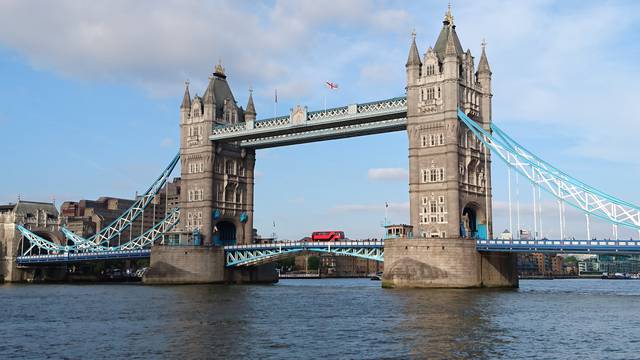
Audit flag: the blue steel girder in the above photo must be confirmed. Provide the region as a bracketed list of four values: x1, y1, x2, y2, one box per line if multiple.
[17, 208, 180, 257]
[61, 152, 180, 247]
[224, 241, 385, 267]
[16, 225, 71, 255]
[16, 249, 150, 265]
[477, 239, 640, 255]
[210, 97, 407, 148]
[457, 109, 640, 231]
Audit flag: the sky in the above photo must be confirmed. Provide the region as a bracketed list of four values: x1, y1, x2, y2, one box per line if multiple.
[1, 0, 640, 241]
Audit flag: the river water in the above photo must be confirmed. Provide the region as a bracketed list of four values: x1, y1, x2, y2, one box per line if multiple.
[1, 279, 639, 359]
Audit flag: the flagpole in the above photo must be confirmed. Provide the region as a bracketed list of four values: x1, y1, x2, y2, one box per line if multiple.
[384, 202, 388, 227]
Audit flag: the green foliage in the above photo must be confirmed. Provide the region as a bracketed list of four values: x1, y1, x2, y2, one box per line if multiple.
[564, 256, 578, 265]
[308, 256, 320, 270]
[276, 257, 295, 268]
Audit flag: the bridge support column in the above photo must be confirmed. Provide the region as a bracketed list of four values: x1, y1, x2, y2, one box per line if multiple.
[382, 238, 518, 288]
[143, 245, 277, 284]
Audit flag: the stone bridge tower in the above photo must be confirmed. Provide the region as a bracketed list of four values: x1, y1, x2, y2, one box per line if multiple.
[405, 9, 493, 241]
[383, 8, 518, 288]
[178, 64, 255, 246]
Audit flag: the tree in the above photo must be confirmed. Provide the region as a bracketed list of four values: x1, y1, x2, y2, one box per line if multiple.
[308, 256, 320, 270]
[564, 256, 578, 265]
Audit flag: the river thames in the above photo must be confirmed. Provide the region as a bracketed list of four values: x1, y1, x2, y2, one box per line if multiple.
[1, 279, 639, 359]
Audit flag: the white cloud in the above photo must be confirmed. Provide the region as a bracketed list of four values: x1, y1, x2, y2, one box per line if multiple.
[0, 1, 409, 97]
[367, 167, 408, 181]
[449, 1, 640, 164]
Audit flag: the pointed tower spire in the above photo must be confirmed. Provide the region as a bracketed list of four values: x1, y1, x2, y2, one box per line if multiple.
[203, 74, 215, 105]
[478, 39, 492, 75]
[181, 80, 191, 109]
[246, 87, 256, 116]
[445, 25, 457, 56]
[406, 29, 422, 67]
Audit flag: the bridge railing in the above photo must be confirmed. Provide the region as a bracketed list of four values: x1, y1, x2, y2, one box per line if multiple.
[477, 239, 640, 247]
[224, 240, 385, 250]
[16, 249, 150, 264]
[211, 97, 407, 137]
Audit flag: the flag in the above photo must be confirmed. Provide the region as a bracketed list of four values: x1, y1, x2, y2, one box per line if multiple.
[274, 88, 278, 103]
[325, 81, 338, 90]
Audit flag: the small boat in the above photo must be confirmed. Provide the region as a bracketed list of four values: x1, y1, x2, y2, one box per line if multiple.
[370, 272, 383, 281]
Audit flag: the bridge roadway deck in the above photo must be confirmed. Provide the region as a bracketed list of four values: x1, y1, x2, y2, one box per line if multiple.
[16, 249, 150, 265]
[476, 239, 640, 254]
[14, 239, 640, 266]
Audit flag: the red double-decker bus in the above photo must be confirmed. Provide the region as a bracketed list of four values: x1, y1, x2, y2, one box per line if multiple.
[311, 231, 345, 242]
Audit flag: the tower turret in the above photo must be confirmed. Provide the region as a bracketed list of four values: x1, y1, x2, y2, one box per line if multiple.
[477, 40, 492, 128]
[406, 30, 422, 85]
[245, 89, 256, 120]
[203, 74, 216, 121]
[442, 22, 460, 113]
[180, 81, 191, 123]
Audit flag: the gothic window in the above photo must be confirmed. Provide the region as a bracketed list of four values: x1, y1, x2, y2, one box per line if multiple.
[426, 65, 435, 76]
[429, 134, 435, 146]
[430, 215, 438, 223]
[438, 168, 445, 181]
[438, 196, 445, 204]
[426, 88, 435, 100]
[422, 197, 428, 205]
[226, 160, 234, 175]
[437, 87, 441, 98]
[422, 169, 428, 183]
[421, 135, 427, 147]
[198, 162, 204, 173]
[430, 169, 437, 182]
[235, 189, 242, 203]
[217, 184, 223, 201]
[215, 160, 222, 173]
[430, 202, 437, 213]
[438, 133, 444, 145]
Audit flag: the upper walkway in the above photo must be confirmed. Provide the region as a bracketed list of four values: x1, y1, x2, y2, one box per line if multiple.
[210, 97, 407, 148]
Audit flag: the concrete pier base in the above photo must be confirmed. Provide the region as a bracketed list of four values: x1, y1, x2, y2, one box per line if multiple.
[143, 245, 277, 285]
[382, 238, 518, 288]
[2, 265, 68, 283]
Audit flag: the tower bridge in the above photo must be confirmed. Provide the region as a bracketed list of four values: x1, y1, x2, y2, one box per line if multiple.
[10, 7, 640, 286]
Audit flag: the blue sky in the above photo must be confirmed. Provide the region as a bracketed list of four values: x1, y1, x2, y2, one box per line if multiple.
[1, 0, 640, 240]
